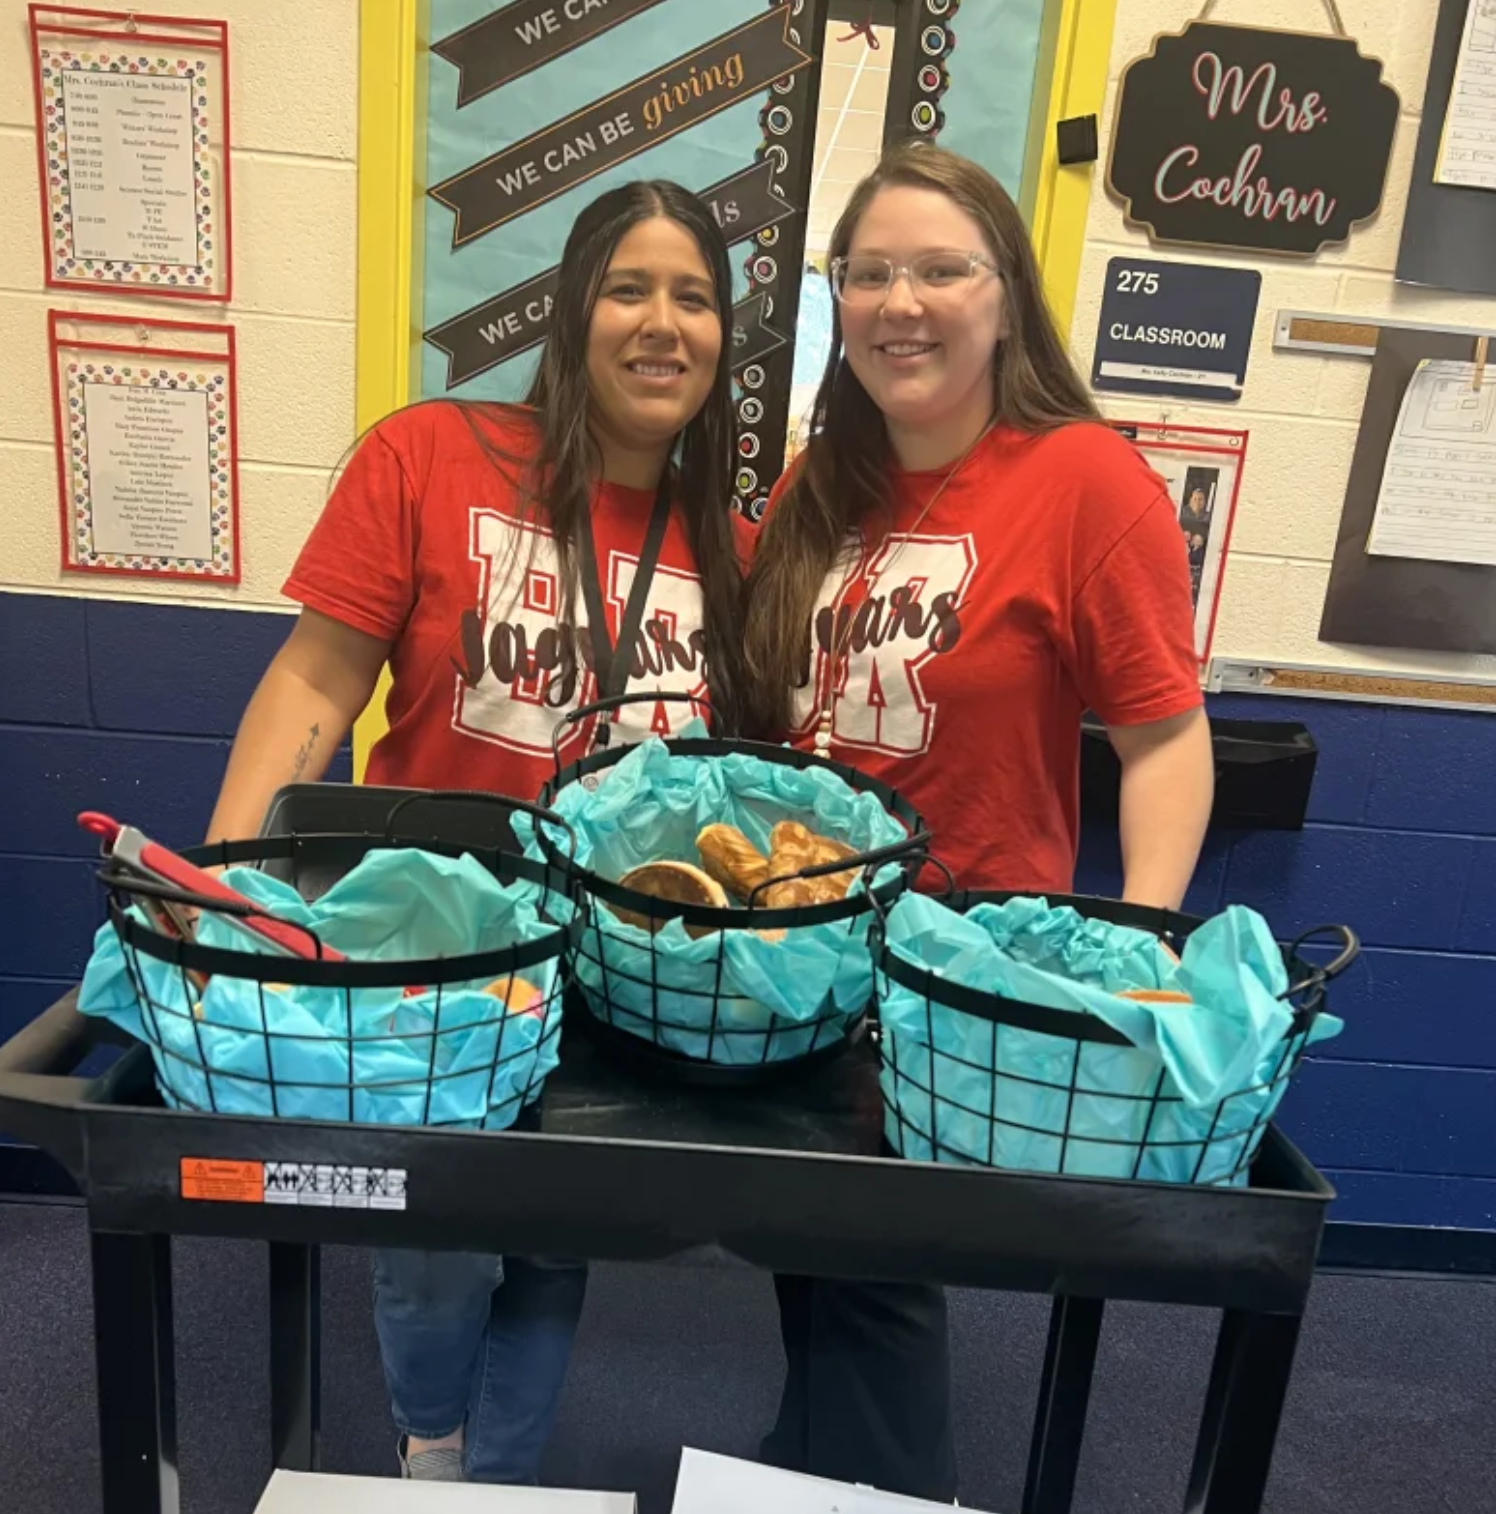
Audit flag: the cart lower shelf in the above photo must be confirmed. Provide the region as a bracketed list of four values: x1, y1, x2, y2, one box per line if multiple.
[0, 990, 1334, 1514]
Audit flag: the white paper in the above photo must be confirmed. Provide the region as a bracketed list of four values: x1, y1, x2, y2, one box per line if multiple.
[671, 1448, 996, 1513]
[1366, 358, 1496, 567]
[255, 1470, 635, 1513]
[83, 382, 214, 561]
[61, 68, 198, 265]
[1435, 0, 1496, 190]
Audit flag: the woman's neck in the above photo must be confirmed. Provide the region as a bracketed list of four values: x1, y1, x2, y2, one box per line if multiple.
[593, 427, 671, 492]
[885, 386, 996, 473]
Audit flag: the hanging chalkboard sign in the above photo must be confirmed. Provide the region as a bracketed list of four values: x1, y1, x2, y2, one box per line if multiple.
[1106, 21, 1399, 258]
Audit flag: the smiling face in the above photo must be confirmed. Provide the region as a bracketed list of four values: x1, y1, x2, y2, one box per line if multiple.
[837, 184, 1007, 465]
[584, 215, 723, 480]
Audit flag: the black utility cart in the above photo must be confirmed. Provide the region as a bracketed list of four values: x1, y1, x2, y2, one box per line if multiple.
[0, 988, 1333, 1514]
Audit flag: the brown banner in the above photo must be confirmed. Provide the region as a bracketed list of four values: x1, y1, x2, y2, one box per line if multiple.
[429, 3, 811, 247]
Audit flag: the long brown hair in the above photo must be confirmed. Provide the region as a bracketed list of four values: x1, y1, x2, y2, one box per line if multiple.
[741, 144, 1098, 736]
[451, 179, 746, 735]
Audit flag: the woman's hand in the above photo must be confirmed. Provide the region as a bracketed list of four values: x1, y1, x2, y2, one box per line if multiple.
[1107, 707, 1213, 911]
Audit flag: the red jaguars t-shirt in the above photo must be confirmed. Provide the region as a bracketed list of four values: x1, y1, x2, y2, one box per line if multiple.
[283, 402, 710, 800]
[748, 423, 1203, 893]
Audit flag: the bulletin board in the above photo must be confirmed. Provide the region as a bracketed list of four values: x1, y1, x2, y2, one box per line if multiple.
[351, 0, 1121, 772]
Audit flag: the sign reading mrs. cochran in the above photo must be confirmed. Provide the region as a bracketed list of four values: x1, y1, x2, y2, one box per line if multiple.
[430, 3, 812, 246]
[1106, 21, 1398, 257]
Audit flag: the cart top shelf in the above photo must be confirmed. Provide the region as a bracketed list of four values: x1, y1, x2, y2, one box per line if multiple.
[0, 990, 1331, 1316]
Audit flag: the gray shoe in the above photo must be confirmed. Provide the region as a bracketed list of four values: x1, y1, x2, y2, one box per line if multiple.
[399, 1436, 465, 1482]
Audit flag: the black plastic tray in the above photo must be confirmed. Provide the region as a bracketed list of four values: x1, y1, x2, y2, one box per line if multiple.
[0, 987, 1331, 1312]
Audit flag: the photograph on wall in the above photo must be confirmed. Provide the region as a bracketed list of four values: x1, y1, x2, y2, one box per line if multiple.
[49, 312, 240, 582]
[1111, 421, 1248, 664]
[29, 7, 232, 300]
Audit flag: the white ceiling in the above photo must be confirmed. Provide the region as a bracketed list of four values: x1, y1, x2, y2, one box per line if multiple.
[805, 22, 893, 259]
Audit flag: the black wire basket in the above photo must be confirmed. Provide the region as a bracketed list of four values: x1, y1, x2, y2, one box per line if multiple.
[871, 890, 1359, 1184]
[88, 792, 585, 1130]
[534, 693, 929, 1085]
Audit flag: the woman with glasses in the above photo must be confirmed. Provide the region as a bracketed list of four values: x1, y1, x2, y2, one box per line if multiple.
[741, 145, 1212, 1500]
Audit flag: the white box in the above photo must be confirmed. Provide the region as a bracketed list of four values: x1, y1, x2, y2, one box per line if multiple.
[671, 1449, 993, 1512]
[254, 1470, 637, 1514]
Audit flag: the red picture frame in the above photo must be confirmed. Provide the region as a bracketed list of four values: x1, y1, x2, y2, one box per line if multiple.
[29, 5, 233, 301]
[1111, 421, 1250, 669]
[50, 310, 242, 583]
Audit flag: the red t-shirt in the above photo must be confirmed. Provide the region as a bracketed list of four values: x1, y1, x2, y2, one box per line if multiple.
[746, 423, 1202, 893]
[284, 402, 710, 800]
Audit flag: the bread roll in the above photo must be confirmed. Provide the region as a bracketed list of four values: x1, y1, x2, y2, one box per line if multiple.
[482, 974, 546, 1015]
[611, 861, 728, 938]
[696, 823, 773, 901]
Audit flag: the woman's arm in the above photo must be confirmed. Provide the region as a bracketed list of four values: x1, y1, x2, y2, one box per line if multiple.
[206, 608, 392, 842]
[1108, 707, 1214, 910]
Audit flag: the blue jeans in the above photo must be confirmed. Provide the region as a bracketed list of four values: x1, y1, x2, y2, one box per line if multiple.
[372, 1248, 588, 1484]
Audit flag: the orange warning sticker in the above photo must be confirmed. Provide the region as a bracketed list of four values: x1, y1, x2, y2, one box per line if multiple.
[180, 1158, 265, 1203]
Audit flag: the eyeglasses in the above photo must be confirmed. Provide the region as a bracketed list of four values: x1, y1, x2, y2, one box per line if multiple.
[829, 251, 998, 307]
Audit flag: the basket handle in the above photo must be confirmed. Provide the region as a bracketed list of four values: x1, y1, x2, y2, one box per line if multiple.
[1280, 923, 1361, 1001]
[745, 828, 932, 910]
[551, 690, 712, 777]
[382, 789, 579, 862]
[862, 850, 957, 933]
[97, 867, 338, 960]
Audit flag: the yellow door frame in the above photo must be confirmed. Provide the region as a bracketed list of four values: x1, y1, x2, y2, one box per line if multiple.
[349, 0, 1117, 779]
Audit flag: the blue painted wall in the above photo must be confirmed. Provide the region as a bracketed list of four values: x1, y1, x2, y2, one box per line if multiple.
[1076, 694, 1496, 1232]
[1, 589, 1492, 1231]
[0, 592, 351, 1052]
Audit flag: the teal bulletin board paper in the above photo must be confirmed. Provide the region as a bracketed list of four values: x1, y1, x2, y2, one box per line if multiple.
[938, 0, 1047, 202]
[421, 0, 769, 402]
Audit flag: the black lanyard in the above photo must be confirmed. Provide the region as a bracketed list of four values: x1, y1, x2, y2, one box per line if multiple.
[576, 476, 673, 743]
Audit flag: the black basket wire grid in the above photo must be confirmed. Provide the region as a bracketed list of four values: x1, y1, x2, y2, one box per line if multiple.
[95, 791, 587, 1131]
[869, 888, 1360, 1184]
[535, 692, 930, 1082]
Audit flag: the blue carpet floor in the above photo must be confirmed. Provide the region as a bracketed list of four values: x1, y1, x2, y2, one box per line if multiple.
[1, 1200, 1491, 1513]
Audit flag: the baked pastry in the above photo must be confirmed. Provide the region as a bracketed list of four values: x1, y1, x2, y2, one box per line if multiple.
[764, 820, 860, 906]
[1116, 988, 1194, 1004]
[611, 860, 728, 938]
[696, 823, 773, 901]
[482, 974, 545, 1015]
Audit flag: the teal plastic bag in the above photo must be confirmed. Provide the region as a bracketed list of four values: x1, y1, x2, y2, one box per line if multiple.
[519, 731, 910, 1064]
[877, 895, 1343, 1184]
[78, 848, 566, 1128]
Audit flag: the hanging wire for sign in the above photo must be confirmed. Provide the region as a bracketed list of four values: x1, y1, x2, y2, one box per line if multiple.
[1195, 0, 1346, 34]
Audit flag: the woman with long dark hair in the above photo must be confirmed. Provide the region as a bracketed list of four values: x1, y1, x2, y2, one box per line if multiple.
[742, 144, 1213, 1498]
[206, 179, 746, 1484]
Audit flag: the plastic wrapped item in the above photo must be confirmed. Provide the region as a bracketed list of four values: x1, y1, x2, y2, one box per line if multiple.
[79, 847, 567, 1129]
[876, 894, 1349, 1185]
[522, 731, 915, 1066]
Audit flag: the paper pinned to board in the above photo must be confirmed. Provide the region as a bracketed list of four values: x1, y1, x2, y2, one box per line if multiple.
[1435, 0, 1496, 189]
[1366, 358, 1496, 566]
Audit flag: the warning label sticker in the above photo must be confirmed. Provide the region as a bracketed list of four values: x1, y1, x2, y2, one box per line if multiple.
[181, 1158, 408, 1210]
[180, 1159, 264, 1203]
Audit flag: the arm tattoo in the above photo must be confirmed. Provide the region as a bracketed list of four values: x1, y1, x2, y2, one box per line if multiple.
[290, 722, 321, 782]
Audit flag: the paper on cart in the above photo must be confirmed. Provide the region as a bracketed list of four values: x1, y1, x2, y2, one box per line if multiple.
[671, 1448, 994, 1512]
[254, 1470, 636, 1513]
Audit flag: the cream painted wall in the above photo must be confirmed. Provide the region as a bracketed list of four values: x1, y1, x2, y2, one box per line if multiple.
[1071, 0, 1496, 679]
[0, 0, 359, 609]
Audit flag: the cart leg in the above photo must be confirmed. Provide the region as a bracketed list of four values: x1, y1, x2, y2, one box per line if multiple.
[1021, 1294, 1104, 1514]
[269, 1241, 322, 1472]
[1184, 1309, 1303, 1514]
[91, 1229, 179, 1514]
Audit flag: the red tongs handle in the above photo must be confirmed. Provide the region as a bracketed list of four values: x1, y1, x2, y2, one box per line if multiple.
[80, 811, 345, 963]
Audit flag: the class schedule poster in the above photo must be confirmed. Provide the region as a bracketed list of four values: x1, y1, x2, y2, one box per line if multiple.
[419, 0, 812, 406]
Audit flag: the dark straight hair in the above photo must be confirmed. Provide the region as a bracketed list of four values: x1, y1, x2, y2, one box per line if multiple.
[741, 144, 1100, 737]
[451, 178, 747, 735]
